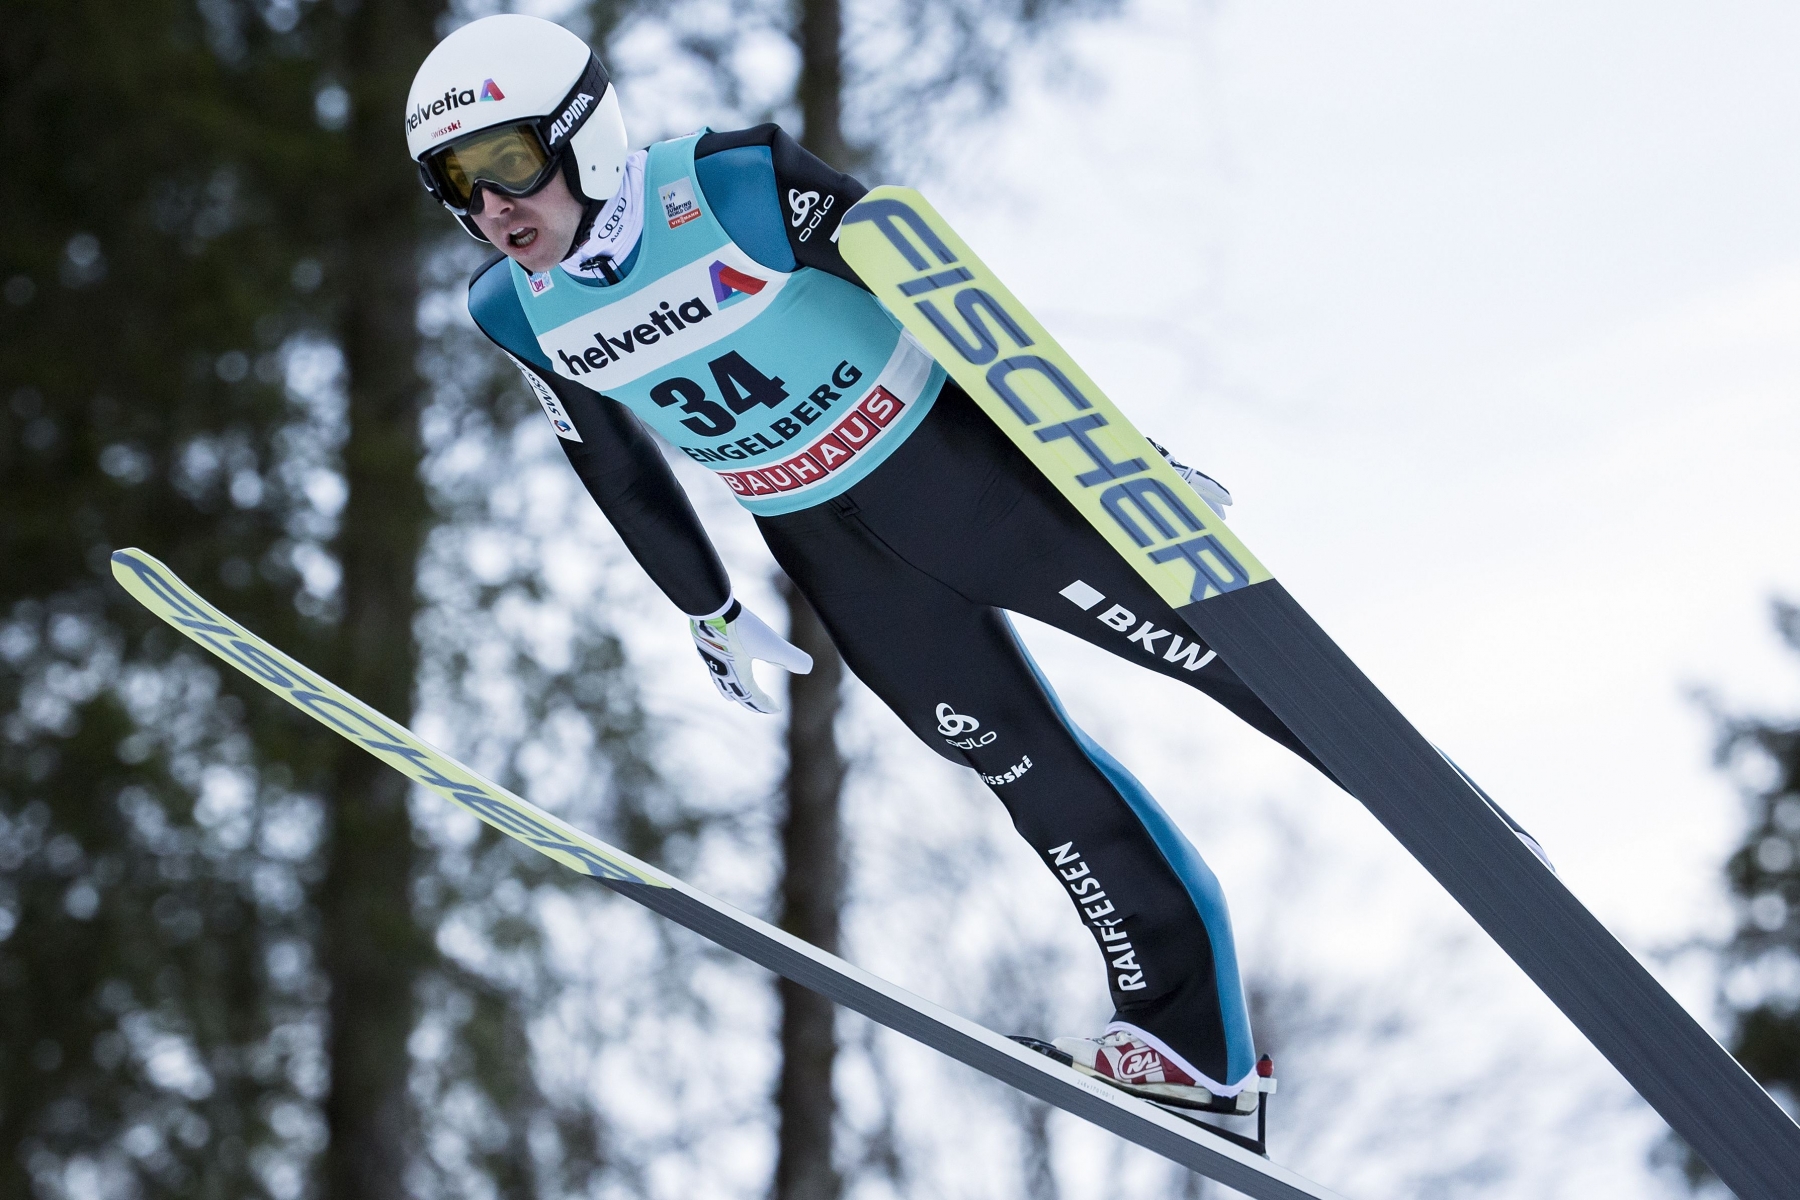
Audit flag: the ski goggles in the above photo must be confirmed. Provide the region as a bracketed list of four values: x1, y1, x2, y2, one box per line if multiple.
[419, 122, 559, 215]
[417, 54, 612, 216]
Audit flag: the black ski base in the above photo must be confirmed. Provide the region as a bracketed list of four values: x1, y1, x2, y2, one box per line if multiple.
[1009, 1036, 1271, 1157]
[1181, 581, 1800, 1198]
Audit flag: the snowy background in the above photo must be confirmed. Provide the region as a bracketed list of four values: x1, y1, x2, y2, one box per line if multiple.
[486, 1, 1800, 1196]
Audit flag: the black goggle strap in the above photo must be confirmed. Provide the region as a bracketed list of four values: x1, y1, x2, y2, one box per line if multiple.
[533, 55, 611, 161]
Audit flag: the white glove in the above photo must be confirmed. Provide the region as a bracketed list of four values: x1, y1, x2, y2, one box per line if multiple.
[688, 599, 814, 714]
[1147, 438, 1233, 519]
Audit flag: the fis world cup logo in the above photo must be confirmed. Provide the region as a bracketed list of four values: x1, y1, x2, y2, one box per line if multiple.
[408, 80, 504, 132]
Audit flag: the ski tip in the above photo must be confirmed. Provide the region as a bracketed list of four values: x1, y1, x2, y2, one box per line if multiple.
[109, 547, 158, 577]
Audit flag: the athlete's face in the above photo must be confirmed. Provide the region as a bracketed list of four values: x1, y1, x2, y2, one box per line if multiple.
[469, 168, 585, 274]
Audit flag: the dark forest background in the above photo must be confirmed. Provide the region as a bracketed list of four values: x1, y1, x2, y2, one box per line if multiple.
[3, 2, 1796, 1199]
[0, 1, 1115, 1198]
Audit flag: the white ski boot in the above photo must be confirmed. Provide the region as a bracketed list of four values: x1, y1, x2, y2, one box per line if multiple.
[1049, 1024, 1261, 1115]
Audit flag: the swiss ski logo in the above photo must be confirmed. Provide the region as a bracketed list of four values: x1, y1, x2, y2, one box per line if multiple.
[660, 178, 701, 228]
[507, 354, 582, 444]
[479, 79, 505, 102]
[709, 261, 766, 306]
[980, 755, 1033, 786]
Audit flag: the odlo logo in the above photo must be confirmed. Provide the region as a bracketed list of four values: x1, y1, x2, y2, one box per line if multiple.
[936, 703, 996, 749]
[787, 188, 835, 243]
[408, 83, 499, 132]
[787, 189, 819, 227]
[546, 92, 594, 145]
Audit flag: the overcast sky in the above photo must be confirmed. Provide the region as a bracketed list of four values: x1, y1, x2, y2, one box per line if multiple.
[951, 0, 1800, 938]
[917, 1, 1800, 1191]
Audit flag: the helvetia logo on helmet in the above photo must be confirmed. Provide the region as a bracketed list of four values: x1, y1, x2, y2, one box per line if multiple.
[545, 92, 594, 146]
[406, 81, 501, 134]
[408, 87, 482, 132]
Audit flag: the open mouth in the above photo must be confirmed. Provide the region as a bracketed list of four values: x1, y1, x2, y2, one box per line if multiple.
[507, 226, 538, 250]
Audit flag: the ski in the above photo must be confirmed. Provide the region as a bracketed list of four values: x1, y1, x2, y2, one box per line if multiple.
[110, 548, 1343, 1200]
[837, 188, 1800, 1199]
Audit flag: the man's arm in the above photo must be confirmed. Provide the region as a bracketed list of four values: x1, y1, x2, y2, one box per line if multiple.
[468, 255, 732, 616]
[538, 366, 733, 615]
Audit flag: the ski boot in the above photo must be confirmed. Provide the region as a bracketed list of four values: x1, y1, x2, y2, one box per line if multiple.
[1019, 1023, 1259, 1114]
[1012, 1026, 1278, 1156]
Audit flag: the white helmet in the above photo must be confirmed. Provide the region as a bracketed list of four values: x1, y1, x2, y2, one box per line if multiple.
[405, 14, 629, 242]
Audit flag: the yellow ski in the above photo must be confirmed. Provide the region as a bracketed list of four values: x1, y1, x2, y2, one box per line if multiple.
[837, 189, 1270, 609]
[110, 548, 665, 887]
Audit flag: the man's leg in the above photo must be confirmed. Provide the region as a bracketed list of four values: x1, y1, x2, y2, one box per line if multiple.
[1011, 566, 1335, 778]
[839, 384, 1328, 778]
[759, 502, 1258, 1091]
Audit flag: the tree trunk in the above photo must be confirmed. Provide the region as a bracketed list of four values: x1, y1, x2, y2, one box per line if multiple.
[317, 3, 440, 1197]
[775, 4, 852, 1194]
[796, 0, 850, 170]
[774, 576, 847, 1200]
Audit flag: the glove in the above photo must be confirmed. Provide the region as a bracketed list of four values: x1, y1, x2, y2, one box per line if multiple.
[688, 599, 814, 714]
[1147, 437, 1233, 519]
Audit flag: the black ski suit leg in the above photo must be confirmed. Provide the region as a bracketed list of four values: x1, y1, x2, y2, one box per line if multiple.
[842, 385, 1333, 782]
[980, 528, 1336, 781]
[759, 497, 1253, 1089]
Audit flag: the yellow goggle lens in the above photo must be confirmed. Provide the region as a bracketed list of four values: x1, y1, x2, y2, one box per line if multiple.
[431, 124, 551, 208]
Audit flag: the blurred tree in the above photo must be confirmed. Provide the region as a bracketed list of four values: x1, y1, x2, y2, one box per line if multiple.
[1, 1, 359, 1193]
[585, 0, 1121, 1194]
[1663, 600, 1800, 1189]
[1695, 601, 1800, 1170]
[773, 8, 854, 1198]
[775, 577, 848, 1200]
[310, 3, 442, 1196]
[1, 2, 673, 1197]
[0, 0, 1141, 1192]
[771, 3, 1122, 1194]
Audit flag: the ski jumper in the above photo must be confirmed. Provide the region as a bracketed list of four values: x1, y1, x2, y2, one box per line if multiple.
[468, 125, 1320, 1093]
